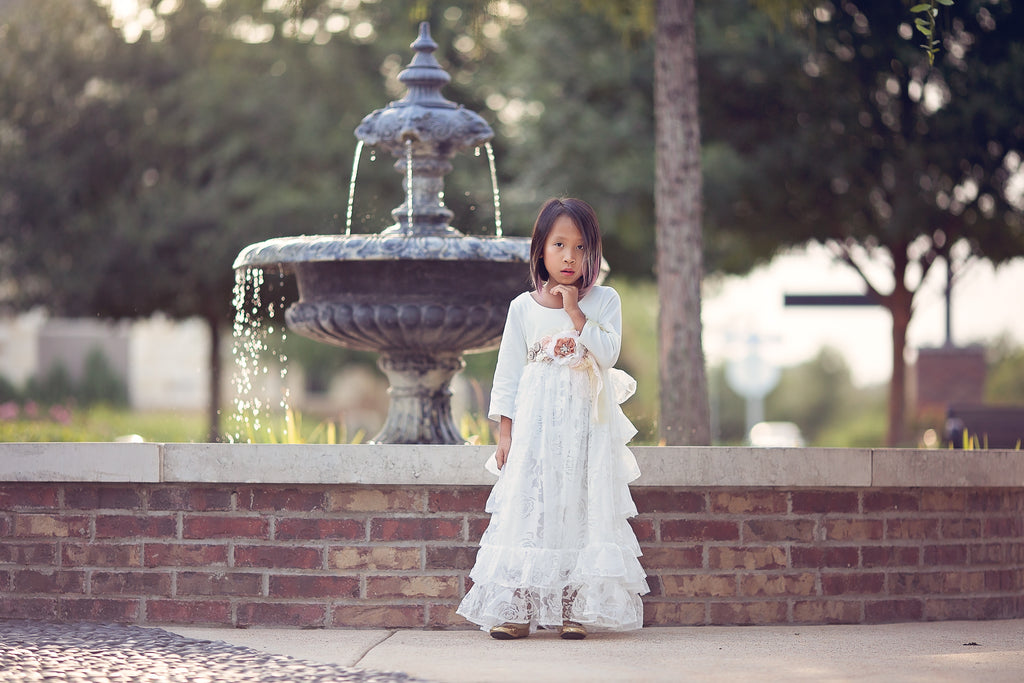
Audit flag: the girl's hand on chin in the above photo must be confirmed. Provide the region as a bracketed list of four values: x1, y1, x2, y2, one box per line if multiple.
[549, 284, 579, 309]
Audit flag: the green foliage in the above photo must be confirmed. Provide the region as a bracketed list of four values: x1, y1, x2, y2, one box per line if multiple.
[25, 364, 77, 406]
[986, 337, 1024, 404]
[0, 406, 205, 442]
[79, 348, 129, 407]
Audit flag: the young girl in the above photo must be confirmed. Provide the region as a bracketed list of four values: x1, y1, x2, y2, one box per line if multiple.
[456, 197, 648, 640]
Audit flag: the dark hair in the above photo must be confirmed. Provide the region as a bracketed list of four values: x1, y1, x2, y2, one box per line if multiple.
[529, 197, 603, 297]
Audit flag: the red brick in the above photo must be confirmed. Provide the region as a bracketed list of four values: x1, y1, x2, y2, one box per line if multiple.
[642, 601, 706, 626]
[371, 517, 463, 542]
[91, 571, 173, 596]
[234, 545, 322, 570]
[176, 571, 263, 597]
[645, 575, 662, 597]
[65, 486, 142, 510]
[864, 598, 923, 622]
[237, 602, 327, 627]
[639, 546, 702, 569]
[660, 574, 736, 598]
[95, 515, 176, 539]
[328, 488, 425, 512]
[885, 518, 939, 540]
[984, 569, 1021, 592]
[889, 571, 945, 595]
[920, 490, 965, 512]
[276, 518, 364, 541]
[985, 517, 1023, 538]
[62, 542, 141, 568]
[966, 490, 1011, 513]
[0, 485, 59, 509]
[710, 491, 787, 514]
[13, 514, 89, 538]
[237, 487, 326, 512]
[426, 603, 468, 628]
[941, 518, 982, 539]
[923, 597, 975, 621]
[863, 491, 919, 513]
[969, 543, 1005, 565]
[710, 601, 787, 625]
[330, 546, 421, 571]
[708, 546, 787, 570]
[426, 546, 478, 570]
[13, 569, 85, 594]
[660, 520, 739, 542]
[793, 600, 862, 624]
[144, 543, 228, 568]
[183, 515, 268, 539]
[332, 604, 425, 628]
[0, 597, 58, 620]
[861, 545, 920, 568]
[427, 488, 490, 513]
[743, 519, 815, 543]
[270, 575, 359, 599]
[0, 513, 9, 537]
[792, 491, 858, 514]
[467, 517, 490, 542]
[821, 572, 885, 595]
[824, 519, 883, 541]
[366, 575, 459, 599]
[739, 572, 816, 597]
[59, 597, 140, 622]
[149, 487, 233, 511]
[147, 599, 231, 624]
[634, 490, 705, 514]
[1, 542, 57, 565]
[791, 546, 858, 569]
[629, 517, 656, 542]
[923, 544, 968, 565]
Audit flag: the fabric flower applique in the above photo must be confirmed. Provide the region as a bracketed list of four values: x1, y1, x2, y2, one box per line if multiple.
[533, 330, 588, 368]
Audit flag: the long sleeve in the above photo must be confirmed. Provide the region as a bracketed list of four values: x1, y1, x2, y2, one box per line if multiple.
[488, 297, 528, 422]
[578, 287, 622, 370]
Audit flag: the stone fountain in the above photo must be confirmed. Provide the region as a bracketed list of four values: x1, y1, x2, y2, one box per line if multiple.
[233, 23, 530, 444]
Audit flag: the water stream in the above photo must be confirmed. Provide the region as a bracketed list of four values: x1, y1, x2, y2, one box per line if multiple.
[344, 140, 364, 236]
[229, 268, 290, 443]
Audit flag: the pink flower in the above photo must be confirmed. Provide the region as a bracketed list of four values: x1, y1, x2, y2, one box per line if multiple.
[542, 331, 586, 367]
[0, 402, 18, 420]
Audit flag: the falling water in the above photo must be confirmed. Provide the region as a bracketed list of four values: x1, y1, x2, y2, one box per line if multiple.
[345, 140, 364, 236]
[484, 142, 503, 237]
[405, 139, 414, 232]
[229, 268, 291, 443]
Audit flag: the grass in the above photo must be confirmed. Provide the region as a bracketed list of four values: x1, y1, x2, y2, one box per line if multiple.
[0, 405, 207, 442]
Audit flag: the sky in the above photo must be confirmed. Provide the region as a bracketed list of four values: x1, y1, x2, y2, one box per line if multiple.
[702, 243, 1024, 388]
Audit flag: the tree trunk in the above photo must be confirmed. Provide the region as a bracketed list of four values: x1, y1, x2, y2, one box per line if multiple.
[885, 246, 913, 447]
[655, 0, 711, 445]
[205, 315, 222, 442]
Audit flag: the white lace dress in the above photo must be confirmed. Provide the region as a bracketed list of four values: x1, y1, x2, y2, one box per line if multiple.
[457, 286, 649, 633]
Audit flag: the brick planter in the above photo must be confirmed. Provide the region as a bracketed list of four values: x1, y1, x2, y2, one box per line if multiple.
[1, 444, 1022, 628]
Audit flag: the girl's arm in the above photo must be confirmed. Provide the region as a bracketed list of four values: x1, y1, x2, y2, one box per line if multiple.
[578, 287, 623, 369]
[488, 297, 528, 423]
[494, 416, 512, 470]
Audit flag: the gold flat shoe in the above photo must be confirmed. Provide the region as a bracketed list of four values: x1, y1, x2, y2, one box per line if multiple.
[559, 621, 587, 640]
[490, 622, 529, 640]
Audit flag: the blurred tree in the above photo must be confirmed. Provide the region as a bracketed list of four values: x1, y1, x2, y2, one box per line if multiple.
[700, 0, 1024, 445]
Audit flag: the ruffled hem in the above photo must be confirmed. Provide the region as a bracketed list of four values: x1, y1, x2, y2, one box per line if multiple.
[457, 578, 647, 632]
[468, 539, 646, 589]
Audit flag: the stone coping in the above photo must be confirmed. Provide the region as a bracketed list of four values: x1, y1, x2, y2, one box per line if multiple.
[0, 443, 1022, 488]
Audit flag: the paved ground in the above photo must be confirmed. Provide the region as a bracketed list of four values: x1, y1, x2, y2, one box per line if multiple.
[2, 619, 1023, 682]
[0, 620, 429, 683]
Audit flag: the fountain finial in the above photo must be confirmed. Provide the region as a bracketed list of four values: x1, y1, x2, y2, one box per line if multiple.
[395, 23, 454, 109]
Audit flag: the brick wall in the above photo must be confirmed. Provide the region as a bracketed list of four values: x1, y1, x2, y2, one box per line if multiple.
[2, 483, 1022, 627]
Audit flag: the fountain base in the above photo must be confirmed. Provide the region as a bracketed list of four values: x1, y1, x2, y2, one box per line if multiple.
[374, 351, 466, 444]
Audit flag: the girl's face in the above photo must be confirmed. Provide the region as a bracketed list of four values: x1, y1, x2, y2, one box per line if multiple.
[543, 215, 586, 287]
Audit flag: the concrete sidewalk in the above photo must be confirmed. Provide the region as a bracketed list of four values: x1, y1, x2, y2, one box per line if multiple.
[167, 619, 1024, 682]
